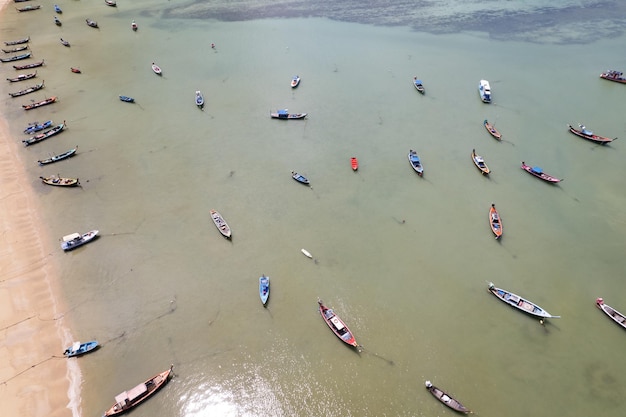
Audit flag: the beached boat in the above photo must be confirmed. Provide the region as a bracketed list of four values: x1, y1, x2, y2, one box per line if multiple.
[425, 381, 471, 414]
[596, 298, 626, 330]
[478, 79, 491, 103]
[4, 36, 30, 46]
[151, 63, 162, 75]
[483, 119, 501, 140]
[318, 299, 358, 348]
[413, 76, 425, 94]
[71, 67, 81, 74]
[86, 19, 98, 28]
[7, 71, 36, 82]
[567, 124, 616, 145]
[54, 16, 62, 26]
[520, 161, 562, 183]
[291, 171, 310, 185]
[195, 90, 204, 108]
[38, 146, 77, 165]
[131, 20, 138, 31]
[60, 38, 70, 47]
[40, 175, 80, 187]
[0, 52, 31, 62]
[105, 0, 117, 6]
[13, 59, 44, 70]
[2, 45, 28, 53]
[408, 149, 423, 176]
[24, 119, 52, 134]
[61, 230, 98, 251]
[22, 121, 64, 145]
[9, 80, 43, 97]
[64, 340, 99, 358]
[210, 209, 231, 238]
[489, 203, 502, 240]
[351, 157, 358, 171]
[600, 70, 626, 84]
[270, 109, 307, 119]
[291, 75, 300, 88]
[259, 275, 270, 306]
[102, 365, 173, 417]
[16, 4, 41, 12]
[22, 95, 56, 110]
[471, 149, 490, 175]
[119, 95, 134, 103]
[488, 282, 560, 320]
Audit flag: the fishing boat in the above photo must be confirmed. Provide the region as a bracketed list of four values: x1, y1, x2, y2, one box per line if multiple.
[318, 299, 358, 348]
[259, 275, 270, 306]
[40, 175, 80, 187]
[60, 38, 70, 47]
[102, 365, 173, 417]
[13, 59, 44, 70]
[210, 209, 231, 238]
[408, 149, 423, 176]
[478, 79, 491, 103]
[487, 282, 560, 320]
[270, 109, 307, 119]
[64, 340, 98, 358]
[2, 45, 28, 53]
[105, 0, 117, 6]
[4, 36, 30, 46]
[520, 161, 562, 183]
[119, 95, 134, 103]
[7, 71, 36, 82]
[71, 67, 81, 74]
[195, 90, 204, 108]
[483, 119, 501, 140]
[596, 298, 626, 330]
[22, 96, 57, 110]
[86, 19, 98, 28]
[413, 76, 425, 94]
[291, 171, 310, 185]
[151, 63, 162, 75]
[61, 230, 98, 251]
[567, 124, 616, 145]
[9, 80, 44, 97]
[489, 203, 502, 240]
[0, 52, 31, 62]
[291, 75, 300, 88]
[425, 381, 471, 414]
[22, 121, 64, 145]
[16, 4, 41, 11]
[131, 20, 138, 31]
[301, 248, 313, 258]
[600, 70, 626, 84]
[54, 16, 62, 26]
[54, 4, 62, 13]
[24, 119, 52, 134]
[471, 149, 490, 175]
[38, 146, 77, 165]
[351, 157, 358, 171]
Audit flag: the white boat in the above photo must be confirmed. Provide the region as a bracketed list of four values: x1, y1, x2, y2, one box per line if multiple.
[195, 90, 204, 108]
[478, 79, 491, 103]
[488, 282, 560, 320]
[61, 230, 99, 251]
[151, 63, 162, 75]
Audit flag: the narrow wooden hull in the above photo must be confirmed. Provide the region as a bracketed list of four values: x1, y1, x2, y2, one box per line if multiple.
[488, 282, 559, 319]
[210, 210, 231, 238]
[4, 36, 30, 46]
[22, 96, 56, 111]
[22, 122, 64, 145]
[24, 119, 52, 134]
[0, 52, 31, 62]
[408, 150, 423, 176]
[483, 119, 501, 140]
[40, 176, 80, 187]
[600, 70, 626, 83]
[318, 300, 358, 348]
[425, 381, 470, 414]
[520, 162, 561, 183]
[471, 149, 490, 175]
[103, 366, 173, 417]
[350, 157, 358, 171]
[596, 298, 626, 330]
[13, 60, 44, 70]
[9, 80, 43, 97]
[567, 124, 615, 144]
[259, 275, 270, 306]
[7, 71, 36, 82]
[38, 146, 77, 165]
[489, 204, 502, 239]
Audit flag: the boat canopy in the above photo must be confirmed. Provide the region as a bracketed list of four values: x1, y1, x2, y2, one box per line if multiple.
[63, 233, 80, 242]
[72, 341, 81, 351]
[531, 166, 543, 174]
[414, 79, 423, 84]
[277, 109, 288, 115]
[330, 316, 345, 330]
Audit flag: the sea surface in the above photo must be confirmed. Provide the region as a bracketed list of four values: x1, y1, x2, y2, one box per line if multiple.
[2, 1, 626, 416]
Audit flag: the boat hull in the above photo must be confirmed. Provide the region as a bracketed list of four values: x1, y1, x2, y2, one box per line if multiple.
[488, 282, 558, 319]
[520, 162, 561, 183]
[483, 119, 501, 140]
[318, 300, 358, 348]
[567, 124, 615, 144]
[425, 381, 470, 414]
[61, 230, 98, 251]
[596, 298, 626, 330]
[64, 341, 99, 358]
[489, 204, 502, 239]
[103, 366, 173, 417]
[471, 149, 490, 175]
[408, 150, 423, 176]
[210, 210, 231, 238]
[259, 275, 270, 306]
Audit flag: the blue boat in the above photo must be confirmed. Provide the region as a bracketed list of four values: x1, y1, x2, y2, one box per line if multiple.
[259, 275, 270, 306]
[291, 171, 310, 185]
[119, 95, 134, 103]
[408, 150, 424, 176]
[64, 340, 99, 358]
[54, 4, 62, 13]
[413, 76, 425, 94]
[24, 120, 53, 134]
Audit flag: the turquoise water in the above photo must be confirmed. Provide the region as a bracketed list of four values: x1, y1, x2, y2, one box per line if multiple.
[2, 1, 626, 416]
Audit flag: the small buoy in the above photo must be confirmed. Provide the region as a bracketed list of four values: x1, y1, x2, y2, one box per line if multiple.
[301, 248, 312, 258]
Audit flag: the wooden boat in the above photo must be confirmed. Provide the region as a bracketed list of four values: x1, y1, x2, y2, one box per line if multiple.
[270, 109, 307, 119]
[210, 209, 231, 238]
[195, 90, 204, 108]
[86, 19, 98, 28]
[596, 298, 626, 330]
[22, 96, 57, 110]
[16, 4, 41, 11]
[521, 161, 562, 183]
[54, 4, 62, 13]
[24, 119, 52, 134]
[567, 124, 616, 145]
[259, 275, 270, 306]
[102, 365, 173, 417]
[489, 203, 502, 240]
[2, 45, 28, 53]
[408, 149, 423, 176]
[61, 230, 98, 251]
[64, 340, 98, 358]
[40, 175, 80, 187]
[22, 121, 65, 145]
[291, 171, 310, 185]
[71, 67, 81, 74]
[7, 71, 36, 82]
[4, 36, 30, 46]
[105, 0, 117, 6]
[60, 38, 70, 47]
[600, 70, 626, 84]
[471, 149, 490, 175]
[351, 157, 358, 171]
[0, 52, 31, 62]
[38, 146, 77, 165]
[151, 63, 162, 75]
[291, 75, 300, 88]
[479, 79, 491, 103]
[413, 76, 425, 94]
[318, 299, 358, 348]
[483, 119, 501, 140]
[488, 282, 560, 320]
[9, 80, 44, 97]
[131, 20, 138, 31]
[13, 60, 44, 70]
[425, 381, 471, 414]
[54, 16, 62, 26]
[119, 95, 135, 103]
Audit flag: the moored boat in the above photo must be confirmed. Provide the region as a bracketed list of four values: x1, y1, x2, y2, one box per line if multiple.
[9, 80, 44, 97]
[131, 20, 138, 31]
[351, 157, 358, 171]
[54, 16, 62, 26]
[24, 119, 52, 134]
[520, 161, 562, 183]
[195, 90, 204, 108]
[600, 70, 626, 84]
[484, 119, 501, 140]
[2, 45, 28, 53]
[151, 62, 162, 75]
[16, 4, 41, 11]
[413, 76, 425, 94]
[270, 109, 306, 119]
[54, 4, 62, 13]
[596, 298, 626, 330]
[471, 149, 490, 175]
[38, 146, 77, 165]
[13, 59, 44, 70]
[291, 75, 300, 88]
[291, 171, 310, 185]
[61, 230, 98, 251]
[425, 381, 471, 414]
[102, 365, 173, 417]
[478, 79, 491, 103]
[60, 38, 70, 47]
[210, 209, 231, 238]
[4, 36, 30, 46]
[488, 282, 560, 320]
[71, 67, 81, 74]
[86, 19, 98, 28]
[40, 175, 80, 187]
[119, 95, 134, 103]
[64, 340, 98, 358]
[489, 203, 502, 240]
[567, 123, 616, 145]
[7, 71, 36, 82]
[259, 275, 270, 306]
[0, 52, 31, 62]
[22, 96, 57, 110]
[22, 121, 65, 145]
[105, 0, 117, 6]
[318, 299, 358, 348]
[408, 149, 423, 176]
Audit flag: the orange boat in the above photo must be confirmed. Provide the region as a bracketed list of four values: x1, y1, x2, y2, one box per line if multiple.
[350, 157, 358, 171]
[489, 203, 502, 240]
[70, 67, 81, 74]
[484, 119, 501, 140]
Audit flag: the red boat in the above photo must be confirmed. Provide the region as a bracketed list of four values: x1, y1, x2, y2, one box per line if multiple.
[567, 124, 615, 144]
[318, 300, 358, 348]
[71, 67, 81, 73]
[600, 70, 626, 84]
[520, 161, 562, 184]
[350, 157, 358, 171]
[22, 96, 57, 110]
